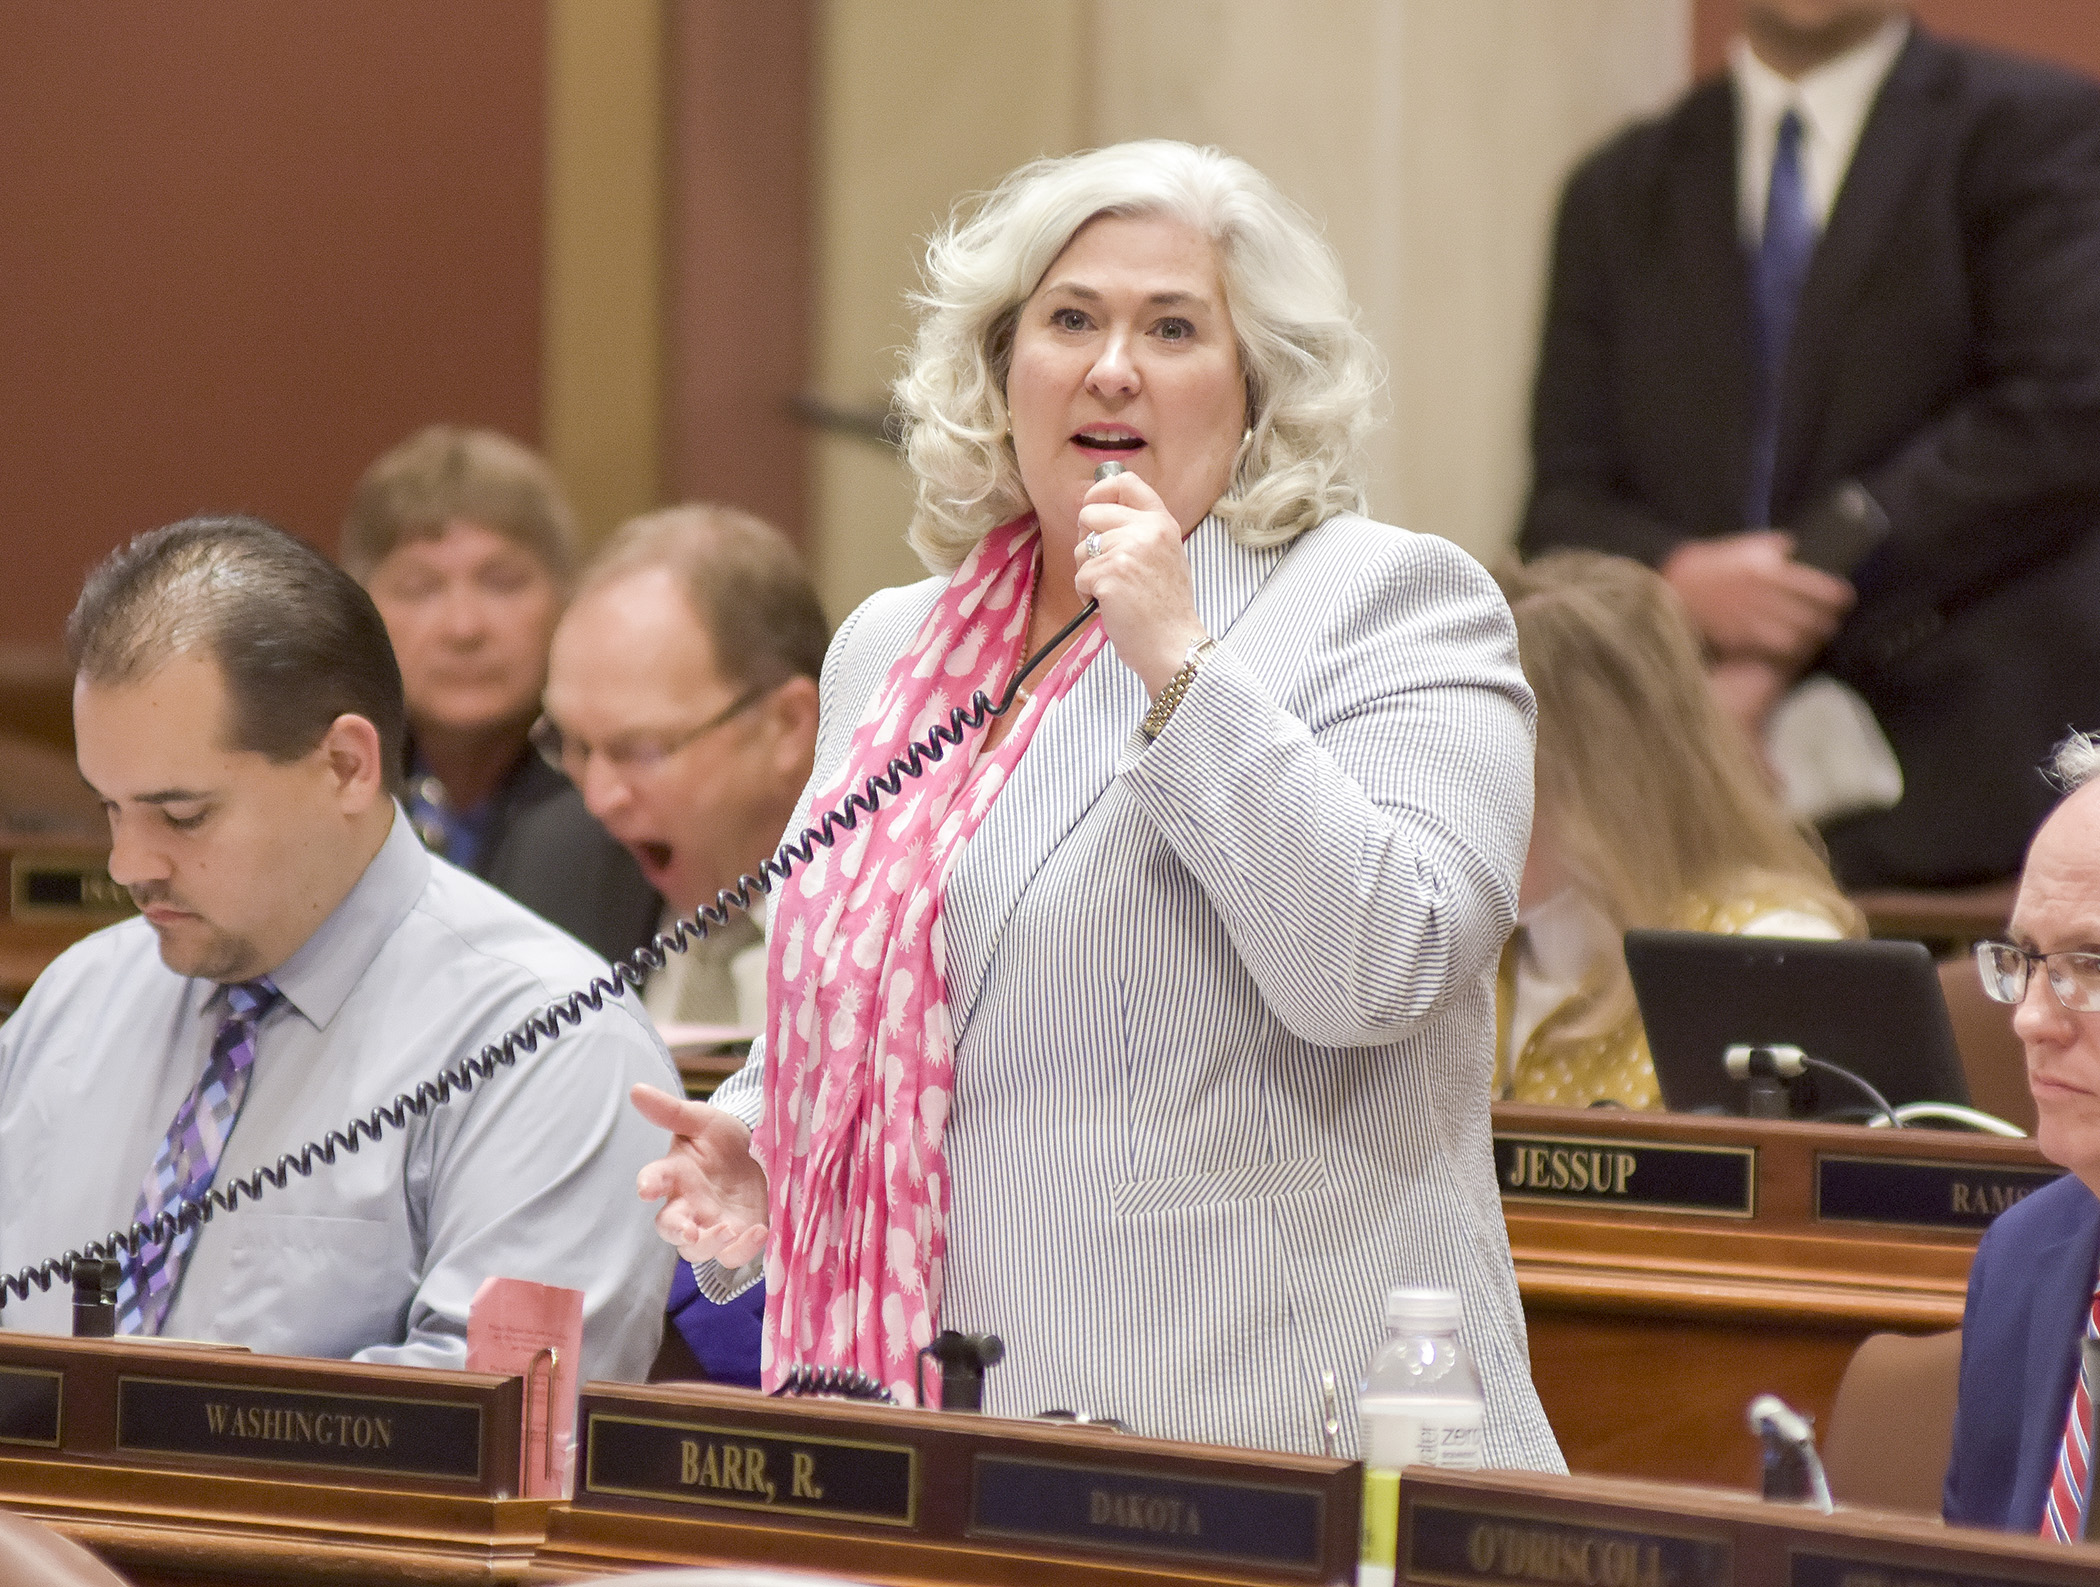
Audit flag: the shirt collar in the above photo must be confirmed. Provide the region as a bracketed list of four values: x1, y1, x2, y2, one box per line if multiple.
[262, 803, 431, 1031]
[1730, 15, 1910, 149]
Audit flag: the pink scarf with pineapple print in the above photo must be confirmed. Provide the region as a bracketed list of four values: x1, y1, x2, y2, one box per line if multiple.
[753, 515, 1106, 1401]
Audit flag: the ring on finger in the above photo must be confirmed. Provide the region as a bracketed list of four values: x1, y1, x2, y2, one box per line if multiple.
[1083, 531, 1103, 561]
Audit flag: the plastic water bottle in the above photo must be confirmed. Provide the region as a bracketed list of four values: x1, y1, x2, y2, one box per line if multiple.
[1356, 1285, 1485, 1587]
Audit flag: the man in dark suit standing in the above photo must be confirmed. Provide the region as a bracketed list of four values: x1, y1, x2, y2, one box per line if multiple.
[1945, 734, 2100, 1536]
[1522, 2, 2100, 888]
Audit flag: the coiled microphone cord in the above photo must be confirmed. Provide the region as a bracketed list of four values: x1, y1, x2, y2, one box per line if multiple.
[0, 597, 1100, 1309]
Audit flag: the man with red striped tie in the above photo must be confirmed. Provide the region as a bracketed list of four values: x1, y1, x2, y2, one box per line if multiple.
[1945, 733, 2100, 1537]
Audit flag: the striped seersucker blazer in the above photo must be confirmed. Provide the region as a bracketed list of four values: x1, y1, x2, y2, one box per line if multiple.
[711, 511, 1564, 1469]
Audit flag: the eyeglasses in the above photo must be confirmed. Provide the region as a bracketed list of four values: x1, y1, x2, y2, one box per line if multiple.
[530, 685, 768, 782]
[1974, 939, 2100, 1013]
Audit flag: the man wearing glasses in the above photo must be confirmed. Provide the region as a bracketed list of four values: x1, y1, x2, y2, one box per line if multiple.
[1946, 732, 2100, 1537]
[535, 504, 826, 1033]
[532, 504, 824, 1387]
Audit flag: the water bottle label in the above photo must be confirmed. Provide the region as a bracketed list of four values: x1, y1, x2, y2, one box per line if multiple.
[1357, 1467, 1400, 1587]
[1362, 1405, 1485, 1470]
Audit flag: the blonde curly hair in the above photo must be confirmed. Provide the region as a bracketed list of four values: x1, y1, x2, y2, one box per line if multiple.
[895, 140, 1387, 573]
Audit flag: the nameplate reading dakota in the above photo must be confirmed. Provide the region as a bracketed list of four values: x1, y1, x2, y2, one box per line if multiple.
[1407, 1500, 1733, 1587]
[0, 1367, 62, 1447]
[115, 1376, 483, 1481]
[583, 1412, 917, 1528]
[1814, 1155, 2063, 1232]
[968, 1453, 1327, 1573]
[1495, 1133, 1756, 1217]
[1794, 1545, 2066, 1587]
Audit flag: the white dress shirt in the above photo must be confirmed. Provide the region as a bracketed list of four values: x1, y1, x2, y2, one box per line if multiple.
[1732, 16, 1910, 242]
[0, 807, 678, 1381]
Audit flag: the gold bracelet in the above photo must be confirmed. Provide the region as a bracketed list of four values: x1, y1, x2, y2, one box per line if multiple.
[1140, 638, 1218, 740]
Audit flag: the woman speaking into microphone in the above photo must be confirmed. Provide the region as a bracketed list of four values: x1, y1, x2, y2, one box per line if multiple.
[632, 139, 1560, 1466]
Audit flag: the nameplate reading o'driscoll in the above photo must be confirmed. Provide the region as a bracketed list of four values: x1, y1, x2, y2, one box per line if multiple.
[1814, 1155, 2063, 1233]
[583, 1413, 917, 1528]
[0, 1367, 62, 1447]
[1794, 1545, 2061, 1587]
[1407, 1500, 1733, 1587]
[968, 1453, 1327, 1574]
[1495, 1133, 1756, 1218]
[115, 1376, 483, 1481]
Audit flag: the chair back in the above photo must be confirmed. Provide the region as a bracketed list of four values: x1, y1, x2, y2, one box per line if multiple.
[1820, 1328, 1963, 1514]
[1937, 957, 2035, 1134]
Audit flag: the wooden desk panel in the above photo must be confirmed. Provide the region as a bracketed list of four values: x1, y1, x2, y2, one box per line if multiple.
[0, 1457, 549, 1587]
[1497, 1105, 2044, 1490]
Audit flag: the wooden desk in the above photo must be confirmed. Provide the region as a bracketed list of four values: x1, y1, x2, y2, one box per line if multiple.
[0, 1334, 545, 1586]
[1397, 1465, 2099, 1586]
[1496, 1104, 2053, 1491]
[1853, 881, 2016, 950]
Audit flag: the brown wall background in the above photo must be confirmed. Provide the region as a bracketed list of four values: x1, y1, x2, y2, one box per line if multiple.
[0, 2, 546, 651]
[1694, 0, 2100, 81]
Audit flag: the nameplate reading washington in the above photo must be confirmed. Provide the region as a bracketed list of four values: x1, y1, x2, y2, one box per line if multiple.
[582, 1412, 918, 1528]
[968, 1453, 1329, 1574]
[115, 1376, 484, 1481]
[1406, 1501, 1734, 1587]
[1495, 1133, 1756, 1217]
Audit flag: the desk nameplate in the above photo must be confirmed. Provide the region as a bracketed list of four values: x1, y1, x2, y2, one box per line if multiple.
[9, 852, 131, 922]
[583, 1411, 918, 1529]
[967, 1451, 1327, 1575]
[116, 1374, 485, 1483]
[0, 1367, 61, 1448]
[1404, 1497, 1735, 1587]
[1794, 1544, 2076, 1587]
[1495, 1132, 1757, 1218]
[1814, 1155, 2063, 1233]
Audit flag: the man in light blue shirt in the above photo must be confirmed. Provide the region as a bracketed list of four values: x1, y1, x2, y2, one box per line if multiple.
[0, 516, 677, 1381]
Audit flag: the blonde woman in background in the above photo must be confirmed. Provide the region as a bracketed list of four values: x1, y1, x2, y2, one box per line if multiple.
[1496, 550, 1862, 1110]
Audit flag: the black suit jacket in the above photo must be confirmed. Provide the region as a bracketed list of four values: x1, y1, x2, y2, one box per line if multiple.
[478, 759, 661, 967]
[1522, 29, 2100, 887]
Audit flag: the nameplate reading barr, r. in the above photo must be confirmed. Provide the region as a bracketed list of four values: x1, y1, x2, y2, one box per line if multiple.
[115, 1376, 484, 1481]
[1495, 1133, 1756, 1218]
[583, 1413, 918, 1528]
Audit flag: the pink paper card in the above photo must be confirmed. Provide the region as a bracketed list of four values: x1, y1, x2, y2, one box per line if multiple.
[466, 1275, 584, 1498]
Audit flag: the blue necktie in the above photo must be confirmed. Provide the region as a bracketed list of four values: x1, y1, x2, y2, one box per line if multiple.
[1746, 108, 1816, 528]
[115, 978, 281, 1336]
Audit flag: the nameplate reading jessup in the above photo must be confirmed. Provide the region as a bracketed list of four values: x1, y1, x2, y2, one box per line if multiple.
[1815, 1155, 2063, 1232]
[115, 1375, 484, 1481]
[1406, 1500, 1733, 1587]
[0, 1367, 62, 1447]
[1495, 1133, 1756, 1218]
[583, 1413, 917, 1528]
[968, 1453, 1327, 1574]
[1793, 1545, 2068, 1587]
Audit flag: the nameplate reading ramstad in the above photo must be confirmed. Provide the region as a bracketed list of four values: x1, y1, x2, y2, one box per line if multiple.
[583, 1412, 917, 1528]
[0, 1367, 61, 1447]
[1407, 1500, 1733, 1587]
[968, 1453, 1328, 1573]
[1794, 1545, 2063, 1587]
[1495, 1133, 1756, 1217]
[1814, 1155, 2062, 1232]
[115, 1376, 484, 1481]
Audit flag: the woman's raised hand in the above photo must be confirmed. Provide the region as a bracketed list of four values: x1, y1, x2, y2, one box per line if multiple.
[630, 1083, 771, 1268]
[1073, 468, 1209, 696]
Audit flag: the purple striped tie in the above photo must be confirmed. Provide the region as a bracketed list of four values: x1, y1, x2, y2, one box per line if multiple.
[115, 978, 280, 1336]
